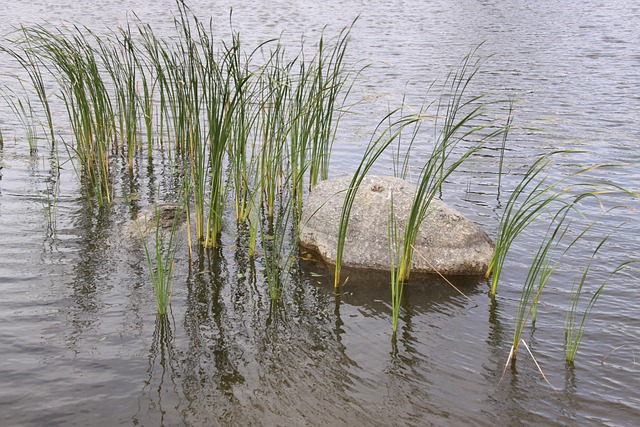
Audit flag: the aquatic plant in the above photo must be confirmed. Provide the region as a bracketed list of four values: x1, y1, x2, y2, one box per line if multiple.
[138, 202, 183, 315]
[334, 109, 419, 288]
[565, 254, 638, 363]
[486, 151, 572, 298]
[0, 4, 529, 346]
[335, 50, 511, 334]
[0, 31, 56, 147]
[492, 158, 639, 363]
[1, 0, 357, 250]
[506, 206, 637, 365]
[387, 190, 403, 332]
[393, 50, 507, 285]
[259, 180, 298, 300]
[497, 100, 515, 196]
[258, 42, 291, 220]
[507, 202, 574, 361]
[15, 24, 117, 204]
[95, 24, 140, 171]
[0, 89, 39, 154]
[307, 23, 355, 188]
[390, 56, 510, 332]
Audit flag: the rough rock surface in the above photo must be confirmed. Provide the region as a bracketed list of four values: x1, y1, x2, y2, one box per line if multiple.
[123, 204, 185, 238]
[299, 175, 494, 276]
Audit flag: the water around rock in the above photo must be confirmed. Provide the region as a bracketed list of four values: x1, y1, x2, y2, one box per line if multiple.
[300, 175, 494, 276]
[123, 203, 186, 240]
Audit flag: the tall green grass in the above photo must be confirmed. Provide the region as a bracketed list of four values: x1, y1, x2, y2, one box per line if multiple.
[0, 87, 40, 154]
[490, 155, 640, 364]
[389, 54, 510, 331]
[138, 202, 183, 315]
[564, 248, 638, 363]
[12, 24, 116, 204]
[0, 30, 56, 147]
[507, 202, 574, 360]
[333, 109, 419, 288]
[0, 1, 360, 305]
[486, 151, 572, 298]
[5, 2, 637, 361]
[393, 52, 508, 285]
[333, 51, 512, 334]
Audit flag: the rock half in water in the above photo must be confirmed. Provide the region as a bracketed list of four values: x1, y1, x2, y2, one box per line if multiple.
[299, 175, 494, 276]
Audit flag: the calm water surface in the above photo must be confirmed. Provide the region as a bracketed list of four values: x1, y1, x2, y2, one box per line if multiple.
[1, 1, 639, 426]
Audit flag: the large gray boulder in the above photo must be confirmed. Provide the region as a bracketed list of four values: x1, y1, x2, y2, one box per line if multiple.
[299, 175, 494, 276]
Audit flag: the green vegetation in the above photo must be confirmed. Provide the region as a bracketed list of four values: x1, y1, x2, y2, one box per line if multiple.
[564, 251, 638, 363]
[486, 151, 569, 298]
[341, 51, 511, 332]
[138, 202, 183, 315]
[2, 0, 637, 367]
[2, 0, 355, 294]
[488, 158, 639, 364]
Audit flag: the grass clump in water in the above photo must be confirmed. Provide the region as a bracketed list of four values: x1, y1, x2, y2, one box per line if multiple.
[137, 202, 183, 315]
[489, 155, 640, 365]
[335, 50, 513, 332]
[6, 1, 637, 361]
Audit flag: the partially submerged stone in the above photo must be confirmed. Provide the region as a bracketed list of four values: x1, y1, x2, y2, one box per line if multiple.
[299, 175, 494, 276]
[124, 203, 185, 238]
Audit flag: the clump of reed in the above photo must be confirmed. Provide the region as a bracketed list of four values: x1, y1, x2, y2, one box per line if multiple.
[1, 0, 356, 302]
[5, 2, 637, 362]
[335, 50, 512, 332]
[0, 86, 40, 154]
[5, 24, 117, 204]
[486, 151, 571, 299]
[137, 201, 183, 315]
[564, 256, 638, 363]
[0, 32, 56, 148]
[488, 154, 640, 365]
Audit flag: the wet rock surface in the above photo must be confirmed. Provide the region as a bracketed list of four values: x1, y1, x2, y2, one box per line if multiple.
[123, 203, 186, 238]
[299, 175, 494, 276]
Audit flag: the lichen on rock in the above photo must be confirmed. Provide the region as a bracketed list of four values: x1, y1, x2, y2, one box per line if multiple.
[299, 175, 494, 276]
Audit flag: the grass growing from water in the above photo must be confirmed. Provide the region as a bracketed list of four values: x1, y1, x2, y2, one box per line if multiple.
[564, 252, 638, 363]
[12, 24, 116, 204]
[490, 155, 640, 364]
[486, 151, 572, 298]
[334, 51, 512, 332]
[507, 202, 574, 361]
[4, 1, 638, 364]
[0, 32, 56, 147]
[333, 109, 419, 288]
[393, 51, 508, 286]
[138, 201, 183, 315]
[0, 88, 39, 154]
[2, 0, 355, 240]
[0, 1, 361, 305]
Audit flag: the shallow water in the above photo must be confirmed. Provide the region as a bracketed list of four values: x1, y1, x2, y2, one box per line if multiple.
[1, 1, 640, 426]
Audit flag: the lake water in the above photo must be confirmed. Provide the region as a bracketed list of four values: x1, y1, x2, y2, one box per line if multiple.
[1, 0, 639, 426]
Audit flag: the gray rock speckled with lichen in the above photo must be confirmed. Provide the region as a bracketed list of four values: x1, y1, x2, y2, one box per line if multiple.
[299, 175, 494, 276]
[123, 204, 185, 238]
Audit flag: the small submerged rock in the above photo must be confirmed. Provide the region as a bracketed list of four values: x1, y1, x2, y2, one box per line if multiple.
[124, 203, 185, 238]
[299, 175, 494, 276]
[153, 204, 183, 229]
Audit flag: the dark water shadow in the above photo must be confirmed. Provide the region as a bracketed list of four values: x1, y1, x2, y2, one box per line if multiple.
[299, 256, 486, 314]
